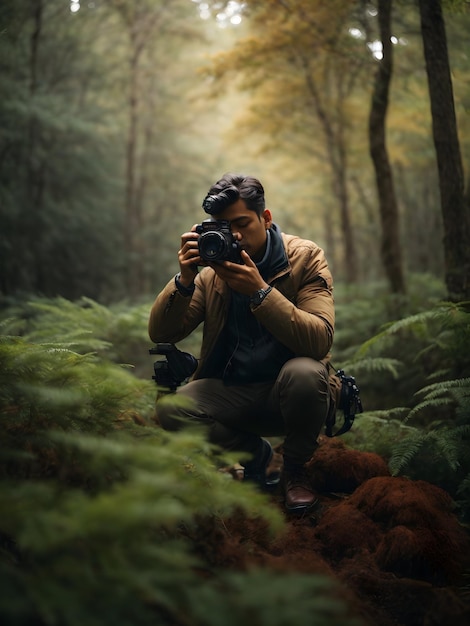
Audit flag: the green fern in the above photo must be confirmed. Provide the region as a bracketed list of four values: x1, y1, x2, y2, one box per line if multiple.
[389, 426, 470, 475]
[338, 356, 403, 378]
[0, 333, 157, 482]
[343, 410, 416, 458]
[341, 297, 470, 520]
[457, 473, 470, 499]
[1, 296, 154, 372]
[0, 299, 361, 626]
[405, 396, 456, 423]
[388, 431, 430, 476]
[0, 428, 288, 626]
[388, 373, 470, 501]
[356, 302, 460, 358]
[415, 378, 470, 398]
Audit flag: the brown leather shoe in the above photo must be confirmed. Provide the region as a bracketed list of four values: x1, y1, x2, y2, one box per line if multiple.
[283, 465, 318, 514]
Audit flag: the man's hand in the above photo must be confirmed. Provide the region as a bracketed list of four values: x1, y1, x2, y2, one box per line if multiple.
[178, 225, 201, 286]
[210, 250, 269, 295]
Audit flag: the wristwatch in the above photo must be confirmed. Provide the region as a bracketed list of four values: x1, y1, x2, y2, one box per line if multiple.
[175, 272, 195, 296]
[250, 285, 272, 306]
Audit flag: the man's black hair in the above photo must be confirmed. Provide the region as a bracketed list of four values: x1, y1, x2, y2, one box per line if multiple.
[202, 173, 265, 216]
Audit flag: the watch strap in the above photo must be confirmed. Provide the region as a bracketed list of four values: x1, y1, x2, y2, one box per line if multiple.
[175, 273, 195, 296]
[250, 285, 272, 306]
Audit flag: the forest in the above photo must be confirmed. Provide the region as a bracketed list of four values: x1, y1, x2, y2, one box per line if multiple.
[1, 0, 470, 625]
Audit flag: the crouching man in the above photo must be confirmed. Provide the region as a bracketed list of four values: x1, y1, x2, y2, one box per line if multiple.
[148, 173, 335, 514]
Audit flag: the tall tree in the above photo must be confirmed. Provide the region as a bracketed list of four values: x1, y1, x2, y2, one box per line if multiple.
[109, 0, 168, 297]
[0, 0, 125, 300]
[368, 0, 406, 294]
[418, 0, 470, 301]
[0, 0, 209, 302]
[26, 0, 46, 292]
[205, 0, 368, 282]
[108, 0, 203, 296]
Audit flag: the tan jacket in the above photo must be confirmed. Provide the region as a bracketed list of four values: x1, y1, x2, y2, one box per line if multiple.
[148, 233, 334, 379]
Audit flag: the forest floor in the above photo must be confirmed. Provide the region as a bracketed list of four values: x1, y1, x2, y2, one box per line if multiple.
[203, 438, 470, 626]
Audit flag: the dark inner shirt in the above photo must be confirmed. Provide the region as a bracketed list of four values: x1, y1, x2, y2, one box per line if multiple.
[203, 224, 295, 385]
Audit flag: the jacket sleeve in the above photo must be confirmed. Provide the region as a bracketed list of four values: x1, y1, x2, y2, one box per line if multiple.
[251, 245, 334, 360]
[148, 275, 206, 344]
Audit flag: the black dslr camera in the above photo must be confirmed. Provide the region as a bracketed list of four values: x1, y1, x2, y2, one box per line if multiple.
[325, 369, 363, 437]
[149, 343, 198, 391]
[196, 218, 242, 264]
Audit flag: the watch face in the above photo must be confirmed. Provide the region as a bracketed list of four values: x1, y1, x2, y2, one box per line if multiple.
[251, 286, 271, 306]
[252, 289, 264, 305]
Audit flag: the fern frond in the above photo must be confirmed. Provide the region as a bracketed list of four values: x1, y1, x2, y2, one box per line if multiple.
[434, 425, 470, 471]
[356, 309, 438, 357]
[361, 408, 411, 421]
[415, 378, 470, 398]
[457, 472, 470, 498]
[356, 301, 468, 357]
[427, 368, 454, 382]
[405, 397, 455, 423]
[389, 425, 470, 475]
[338, 357, 403, 378]
[389, 431, 429, 476]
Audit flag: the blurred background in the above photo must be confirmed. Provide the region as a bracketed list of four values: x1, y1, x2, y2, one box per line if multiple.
[1, 0, 468, 305]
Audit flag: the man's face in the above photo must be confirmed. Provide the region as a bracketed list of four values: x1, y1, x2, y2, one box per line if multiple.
[216, 199, 272, 261]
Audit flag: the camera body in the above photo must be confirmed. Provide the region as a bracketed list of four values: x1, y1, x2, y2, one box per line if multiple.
[325, 369, 363, 437]
[337, 369, 363, 419]
[195, 218, 242, 264]
[149, 343, 198, 391]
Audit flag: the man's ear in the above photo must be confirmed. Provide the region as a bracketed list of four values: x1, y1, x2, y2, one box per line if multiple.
[262, 209, 272, 229]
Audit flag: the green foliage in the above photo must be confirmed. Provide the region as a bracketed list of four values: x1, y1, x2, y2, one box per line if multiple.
[0, 330, 156, 482]
[186, 569, 358, 626]
[336, 279, 470, 520]
[0, 429, 291, 626]
[0, 298, 358, 626]
[389, 424, 470, 476]
[386, 376, 470, 518]
[1, 296, 156, 375]
[340, 410, 414, 459]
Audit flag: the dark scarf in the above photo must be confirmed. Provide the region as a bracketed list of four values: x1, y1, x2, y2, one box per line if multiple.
[202, 223, 294, 384]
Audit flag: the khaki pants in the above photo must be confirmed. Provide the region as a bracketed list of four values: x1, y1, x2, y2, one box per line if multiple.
[156, 357, 330, 465]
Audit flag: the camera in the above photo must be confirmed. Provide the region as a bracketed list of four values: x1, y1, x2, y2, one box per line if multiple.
[195, 218, 242, 264]
[325, 369, 363, 437]
[149, 343, 198, 391]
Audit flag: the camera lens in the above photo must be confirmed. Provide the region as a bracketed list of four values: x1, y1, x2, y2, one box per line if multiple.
[199, 232, 228, 261]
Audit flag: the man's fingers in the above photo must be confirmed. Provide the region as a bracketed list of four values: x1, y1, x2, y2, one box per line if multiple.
[240, 250, 255, 267]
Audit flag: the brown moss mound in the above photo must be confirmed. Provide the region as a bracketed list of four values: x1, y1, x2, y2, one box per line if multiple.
[325, 476, 469, 583]
[306, 437, 390, 493]
[190, 441, 470, 626]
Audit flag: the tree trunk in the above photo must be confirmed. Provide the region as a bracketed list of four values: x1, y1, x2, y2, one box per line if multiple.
[418, 0, 470, 302]
[334, 135, 357, 283]
[117, 1, 168, 297]
[27, 0, 45, 293]
[300, 55, 358, 283]
[368, 0, 406, 295]
[124, 37, 143, 297]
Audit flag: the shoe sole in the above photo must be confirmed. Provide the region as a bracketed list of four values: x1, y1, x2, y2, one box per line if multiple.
[265, 473, 281, 487]
[285, 497, 319, 514]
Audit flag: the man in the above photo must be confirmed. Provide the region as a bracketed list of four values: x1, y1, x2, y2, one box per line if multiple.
[149, 173, 335, 513]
